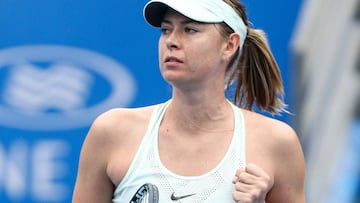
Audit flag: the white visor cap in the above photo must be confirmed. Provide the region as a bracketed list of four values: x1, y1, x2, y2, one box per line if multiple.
[143, 0, 248, 48]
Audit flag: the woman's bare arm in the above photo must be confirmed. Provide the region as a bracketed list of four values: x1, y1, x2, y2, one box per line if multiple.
[72, 113, 116, 203]
[266, 122, 306, 203]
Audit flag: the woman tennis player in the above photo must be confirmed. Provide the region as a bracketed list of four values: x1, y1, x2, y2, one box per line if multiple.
[72, 0, 305, 202]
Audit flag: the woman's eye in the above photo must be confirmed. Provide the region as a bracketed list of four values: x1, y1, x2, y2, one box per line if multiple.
[185, 27, 197, 33]
[161, 28, 170, 35]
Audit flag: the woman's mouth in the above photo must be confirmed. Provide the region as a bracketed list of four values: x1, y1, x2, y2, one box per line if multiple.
[165, 56, 183, 63]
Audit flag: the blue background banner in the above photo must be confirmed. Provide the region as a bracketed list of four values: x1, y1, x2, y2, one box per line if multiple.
[0, 0, 301, 202]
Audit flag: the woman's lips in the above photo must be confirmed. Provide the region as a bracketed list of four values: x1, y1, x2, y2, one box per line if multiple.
[164, 56, 184, 67]
[165, 56, 183, 63]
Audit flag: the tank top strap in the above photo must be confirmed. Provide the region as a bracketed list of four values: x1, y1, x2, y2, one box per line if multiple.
[145, 99, 171, 135]
[228, 101, 246, 169]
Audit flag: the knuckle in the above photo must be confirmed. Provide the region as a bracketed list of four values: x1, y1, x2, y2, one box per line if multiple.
[251, 190, 261, 200]
[232, 191, 237, 198]
[261, 175, 274, 189]
[258, 181, 268, 190]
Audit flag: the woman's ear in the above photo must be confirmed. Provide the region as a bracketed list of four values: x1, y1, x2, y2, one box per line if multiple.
[223, 33, 240, 61]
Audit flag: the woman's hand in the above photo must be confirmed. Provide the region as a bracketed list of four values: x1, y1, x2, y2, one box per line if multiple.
[232, 163, 274, 203]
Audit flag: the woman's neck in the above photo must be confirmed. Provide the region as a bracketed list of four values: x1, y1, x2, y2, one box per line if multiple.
[165, 90, 234, 134]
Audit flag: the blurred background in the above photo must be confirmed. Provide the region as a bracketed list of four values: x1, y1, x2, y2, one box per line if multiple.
[0, 0, 359, 202]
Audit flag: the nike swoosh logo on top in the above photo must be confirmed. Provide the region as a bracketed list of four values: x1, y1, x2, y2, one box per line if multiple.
[171, 193, 196, 201]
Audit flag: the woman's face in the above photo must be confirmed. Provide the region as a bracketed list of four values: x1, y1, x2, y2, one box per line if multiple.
[158, 9, 230, 88]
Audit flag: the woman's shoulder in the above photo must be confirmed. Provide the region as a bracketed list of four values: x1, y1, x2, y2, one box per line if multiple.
[242, 109, 305, 185]
[86, 104, 158, 143]
[241, 109, 299, 148]
[97, 105, 156, 126]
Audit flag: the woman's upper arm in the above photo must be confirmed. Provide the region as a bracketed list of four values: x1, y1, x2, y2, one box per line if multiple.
[267, 122, 306, 203]
[72, 114, 116, 203]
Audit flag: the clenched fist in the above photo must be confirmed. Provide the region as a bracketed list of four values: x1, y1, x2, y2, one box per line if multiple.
[232, 163, 274, 203]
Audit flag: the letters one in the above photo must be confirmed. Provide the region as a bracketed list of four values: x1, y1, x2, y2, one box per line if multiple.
[0, 139, 70, 202]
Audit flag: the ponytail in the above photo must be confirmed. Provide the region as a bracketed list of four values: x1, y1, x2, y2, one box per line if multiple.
[226, 28, 286, 114]
[218, 0, 286, 114]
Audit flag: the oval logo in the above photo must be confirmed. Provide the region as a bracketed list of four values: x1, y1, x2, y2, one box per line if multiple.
[0, 45, 136, 131]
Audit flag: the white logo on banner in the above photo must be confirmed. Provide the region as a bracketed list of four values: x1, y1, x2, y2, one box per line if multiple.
[0, 45, 136, 130]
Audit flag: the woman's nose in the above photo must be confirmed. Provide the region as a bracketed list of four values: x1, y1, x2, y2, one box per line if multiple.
[166, 32, 180, 50]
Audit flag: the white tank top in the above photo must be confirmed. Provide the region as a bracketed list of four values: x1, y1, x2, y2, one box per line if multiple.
[112, 100, 246, 202]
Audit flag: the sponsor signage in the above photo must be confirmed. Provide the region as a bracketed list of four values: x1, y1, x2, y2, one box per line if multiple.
[0, 45, 136, 203]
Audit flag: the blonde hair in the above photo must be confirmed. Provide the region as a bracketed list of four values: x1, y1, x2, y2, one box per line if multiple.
[222, 0, 286, 114]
